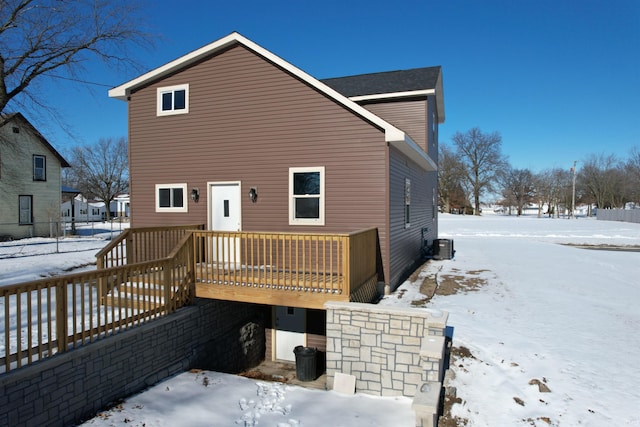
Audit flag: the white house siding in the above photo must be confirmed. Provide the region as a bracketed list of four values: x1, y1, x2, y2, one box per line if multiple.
[0, 119, 64, 239]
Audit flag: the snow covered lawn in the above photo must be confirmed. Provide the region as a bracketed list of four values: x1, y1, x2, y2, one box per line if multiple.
[80, 370, 414, 427]
[383, 214, 640, 426]
[2, 214, 640, 426]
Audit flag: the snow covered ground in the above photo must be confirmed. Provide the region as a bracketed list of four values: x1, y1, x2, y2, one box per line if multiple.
[2, 214, 639, 426]
[0, 221, 127, 285]
[383, 214, 640, 426]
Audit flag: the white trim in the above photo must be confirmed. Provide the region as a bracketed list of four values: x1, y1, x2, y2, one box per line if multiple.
[390, 135, 438, 171]
[157, 84, 189, 116]
[349, 89, 435, 103]
[155, 183, 188, 213]
[289, 167, 325, 226]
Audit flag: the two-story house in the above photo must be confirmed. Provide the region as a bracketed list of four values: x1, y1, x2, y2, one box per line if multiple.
[108, 32, 444, 362]
[0, 113, 70, 239]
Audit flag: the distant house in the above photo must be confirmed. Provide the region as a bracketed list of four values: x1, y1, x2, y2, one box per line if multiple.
[109, 32, 444, 361]
[112, 193, 130, 218]
[61, 195, 108, 222]
[61, 193, 130, 222]
[0, 113, 70, 239]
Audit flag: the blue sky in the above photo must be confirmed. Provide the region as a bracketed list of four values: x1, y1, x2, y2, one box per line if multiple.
[28, 0, 639, 172]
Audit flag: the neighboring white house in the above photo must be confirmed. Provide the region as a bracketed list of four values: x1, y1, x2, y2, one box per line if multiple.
[0, 113, 70, 239]
[61, 195, 107, 221]
[112, 194, 130, 218]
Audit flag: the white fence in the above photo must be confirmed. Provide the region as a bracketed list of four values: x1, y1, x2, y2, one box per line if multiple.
[597, 209, 640, 224]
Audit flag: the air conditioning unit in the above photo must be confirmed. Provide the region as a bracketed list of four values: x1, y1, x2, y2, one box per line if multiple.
[432, 239, 454, 260]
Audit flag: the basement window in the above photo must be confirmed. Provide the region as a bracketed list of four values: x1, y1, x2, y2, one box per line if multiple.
[157, 84, 189, 116]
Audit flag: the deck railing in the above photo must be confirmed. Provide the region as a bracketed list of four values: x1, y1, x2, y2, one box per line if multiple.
[192, 228, 378, 309]
[2, 226, 378, 373]
[1, 233, 195, 374]
[96, 224, 204, 269]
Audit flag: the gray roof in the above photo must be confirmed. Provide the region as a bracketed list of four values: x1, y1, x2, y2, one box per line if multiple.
[321, 66, 442, 98]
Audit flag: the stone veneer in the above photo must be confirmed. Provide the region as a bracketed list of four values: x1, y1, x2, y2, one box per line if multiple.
[325, 301, 448, 397]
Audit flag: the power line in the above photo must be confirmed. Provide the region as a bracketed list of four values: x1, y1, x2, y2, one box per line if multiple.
[47, 73, 114, 88]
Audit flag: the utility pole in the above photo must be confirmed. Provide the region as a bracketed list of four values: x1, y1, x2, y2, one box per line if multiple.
[571, 161, 577, 219]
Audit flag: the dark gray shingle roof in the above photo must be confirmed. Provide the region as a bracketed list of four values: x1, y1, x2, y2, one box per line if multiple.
[320, 66, 441, 98]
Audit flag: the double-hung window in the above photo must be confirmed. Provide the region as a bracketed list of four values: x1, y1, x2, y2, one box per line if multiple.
[19, 195, 32, 224]
[157, 84, 189, 116]
[33, 155, 46, 181]
[155, 183, 188, 212]
[289, 167, 324, 225]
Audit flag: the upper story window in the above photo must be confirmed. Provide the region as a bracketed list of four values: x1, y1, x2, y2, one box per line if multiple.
[157, 84, 189, 116]
[33, 155, 46, 181]
[289, 167, 325, 225]
[155, 183, 188, 212]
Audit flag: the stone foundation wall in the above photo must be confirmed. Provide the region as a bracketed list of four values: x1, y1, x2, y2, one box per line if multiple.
[0, 299, 266, 427]
[325, 301, 447, 397]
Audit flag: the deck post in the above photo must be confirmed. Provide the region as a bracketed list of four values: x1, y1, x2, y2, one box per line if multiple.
[125, 230, 133, 264]
[55, 283, 68, 353]
[343, 235, 351, 296]
[163, 261, 172, 313]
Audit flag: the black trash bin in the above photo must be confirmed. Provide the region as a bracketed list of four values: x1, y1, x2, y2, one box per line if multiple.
[293, 345, 317, 381]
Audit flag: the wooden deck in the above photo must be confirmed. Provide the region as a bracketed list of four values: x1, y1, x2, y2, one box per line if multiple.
[97, 226, 380, 310]
[194, 263, 348, 309]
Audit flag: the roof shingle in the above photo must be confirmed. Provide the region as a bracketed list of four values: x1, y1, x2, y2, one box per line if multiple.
[321, 66, 442, 98]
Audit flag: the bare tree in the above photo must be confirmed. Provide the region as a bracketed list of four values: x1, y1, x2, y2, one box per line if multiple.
[452, 127, 508, 215]
[625, 146, 640, 206]
[501, 167, 535, 216]
[579, 154, 625, 209]
[533, 171, 552, 217]
[66, 138, 128, 218]
[0, 0, 151, 118]
[438, 143, 470, 213]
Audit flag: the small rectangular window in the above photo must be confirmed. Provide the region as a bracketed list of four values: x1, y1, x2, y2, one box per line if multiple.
[157, 84, 189, 116]
[405, 178, 411, 228]
[33, 155, 46, 181]
[19, 195, 32, 224]
[155, 184, 188, 212]
[289, 167, 324, 225]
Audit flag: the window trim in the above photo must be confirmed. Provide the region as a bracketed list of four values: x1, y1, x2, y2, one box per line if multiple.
[33, 155, 46, 181]
[19, 195, 33, 225]
[289, 166, 325, 226]
[157, 84, 189, 116]
[155, 183, 188, 213]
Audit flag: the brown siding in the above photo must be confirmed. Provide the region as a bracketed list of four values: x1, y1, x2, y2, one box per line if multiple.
[426, 96, 439, 160]
[363, 100, 427, 151]
[388, 145, 437, 289]
[127, 44, 391, 283]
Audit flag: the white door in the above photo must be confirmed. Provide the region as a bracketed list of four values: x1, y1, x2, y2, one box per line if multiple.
[275, 306, 306, 362]
[209, 183, 241, 266]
